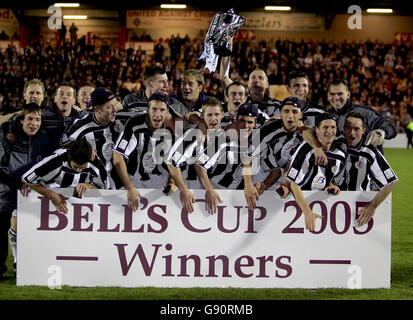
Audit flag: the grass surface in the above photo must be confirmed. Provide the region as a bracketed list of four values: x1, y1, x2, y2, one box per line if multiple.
[1, 148, 412, 300]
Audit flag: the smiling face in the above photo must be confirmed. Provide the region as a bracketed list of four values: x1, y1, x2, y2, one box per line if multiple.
[281, 105, 302, 132]
[148, 100, 168, 130]
[147, 73, 169, 96]
[21, 111, 42, 136]
[328, 83, 350, 110]
[288, 77, 309, 102]
[54, 86, 76, 116]
[315, 119, 337, 149]
[181, 75, 203, 103]
[77, 85, 94, 110]
[202, 105, 223, 130]
[344, 116, 366, 148]
[24, 84, 44, 106]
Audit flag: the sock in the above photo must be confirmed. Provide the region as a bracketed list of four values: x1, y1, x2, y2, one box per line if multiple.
[8, 228, 17, 264]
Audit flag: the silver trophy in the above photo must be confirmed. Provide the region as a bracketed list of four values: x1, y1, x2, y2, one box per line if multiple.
[200, 9, 246, 72]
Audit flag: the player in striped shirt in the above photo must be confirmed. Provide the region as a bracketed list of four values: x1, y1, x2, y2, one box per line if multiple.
[61, 87, 121, 188]
[342, 111, 398, 226]
[221, 81, 269, 128]
[195, 102, 279, 211]
[112, 92, 174, 211]
[22, 139, 108, 214]
[286, 70, 327, 128]
[285, 113, 346, 231]
[220, 47, 282, 119]
[166, 97, 227, 214]
[251, 97, 330, 195]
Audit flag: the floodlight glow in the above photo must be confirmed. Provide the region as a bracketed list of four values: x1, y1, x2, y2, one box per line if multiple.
[63, 15, 87, 19]
[54, 3, 80, 7]
[160, 4, 187, 9]
[264, 6, 291, 11]
[367, 8, 393, 13]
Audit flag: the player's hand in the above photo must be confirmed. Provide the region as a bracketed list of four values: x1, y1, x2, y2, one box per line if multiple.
[163, 182, 178, 196]
[20, 183, 31, 197]
[274, 183, 290, 199]
[303, 211, 323, 232]
[180, 189, 195, 213]
[357, 203, 376, 226]
[244, 184, 259, 211]
[127, 187, 141, 212]
[205, 189, 223, 215]
[114, 100, 123, 111]
[50, 192, 69, 214]
[314, 147, 328, 166]
[72, 104, 82, 112]
[324, 184, 340, 195]
[365, 129, 385, 146]
[255, 181, 270, 196]
[76, 183, 90, 198]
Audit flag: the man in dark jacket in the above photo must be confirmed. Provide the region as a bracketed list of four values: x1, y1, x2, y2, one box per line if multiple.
[327, 79, 397, 152]
[122, 66, 185, 117]
[0, 103, 54, 278]
[42, 82, 86, 150]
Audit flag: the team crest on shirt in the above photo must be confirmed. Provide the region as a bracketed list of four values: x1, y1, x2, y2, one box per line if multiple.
[331, 165, 339, 174]
[118, 139, 128, 150]
[355, 161, 362, 169]
[288, 167, 298, 179]
[304, 119, 312, 126]
[384, 168, 394, 179]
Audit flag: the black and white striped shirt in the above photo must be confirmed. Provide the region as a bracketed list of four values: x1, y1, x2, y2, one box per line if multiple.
[22, 148, 108, 189]
[301, 100, 327, 128]
[114, 113, 173, 189]
[344, 140, 398, 191]
[286, 141, 346, 190]
[165, 125, 206, 189]
[253, 119, 304, 170]
[248, 96, 281, 119]
[61, 112, 117, 171]
[195, 130, 277, 190]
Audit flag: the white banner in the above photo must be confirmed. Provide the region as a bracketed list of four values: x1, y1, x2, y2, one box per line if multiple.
[17, 189, 391, 288]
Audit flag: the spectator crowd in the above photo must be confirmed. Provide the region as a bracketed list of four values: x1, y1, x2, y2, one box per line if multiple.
[0, 33, 412, 132]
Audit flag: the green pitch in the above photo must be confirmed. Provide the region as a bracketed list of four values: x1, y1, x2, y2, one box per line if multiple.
[1, 148, 412, 300]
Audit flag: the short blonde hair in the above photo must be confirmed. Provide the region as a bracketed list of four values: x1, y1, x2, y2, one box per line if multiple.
[24, 78, 45, 94]
[182, 69, 205, 86]
[201, 97, 223, 114]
